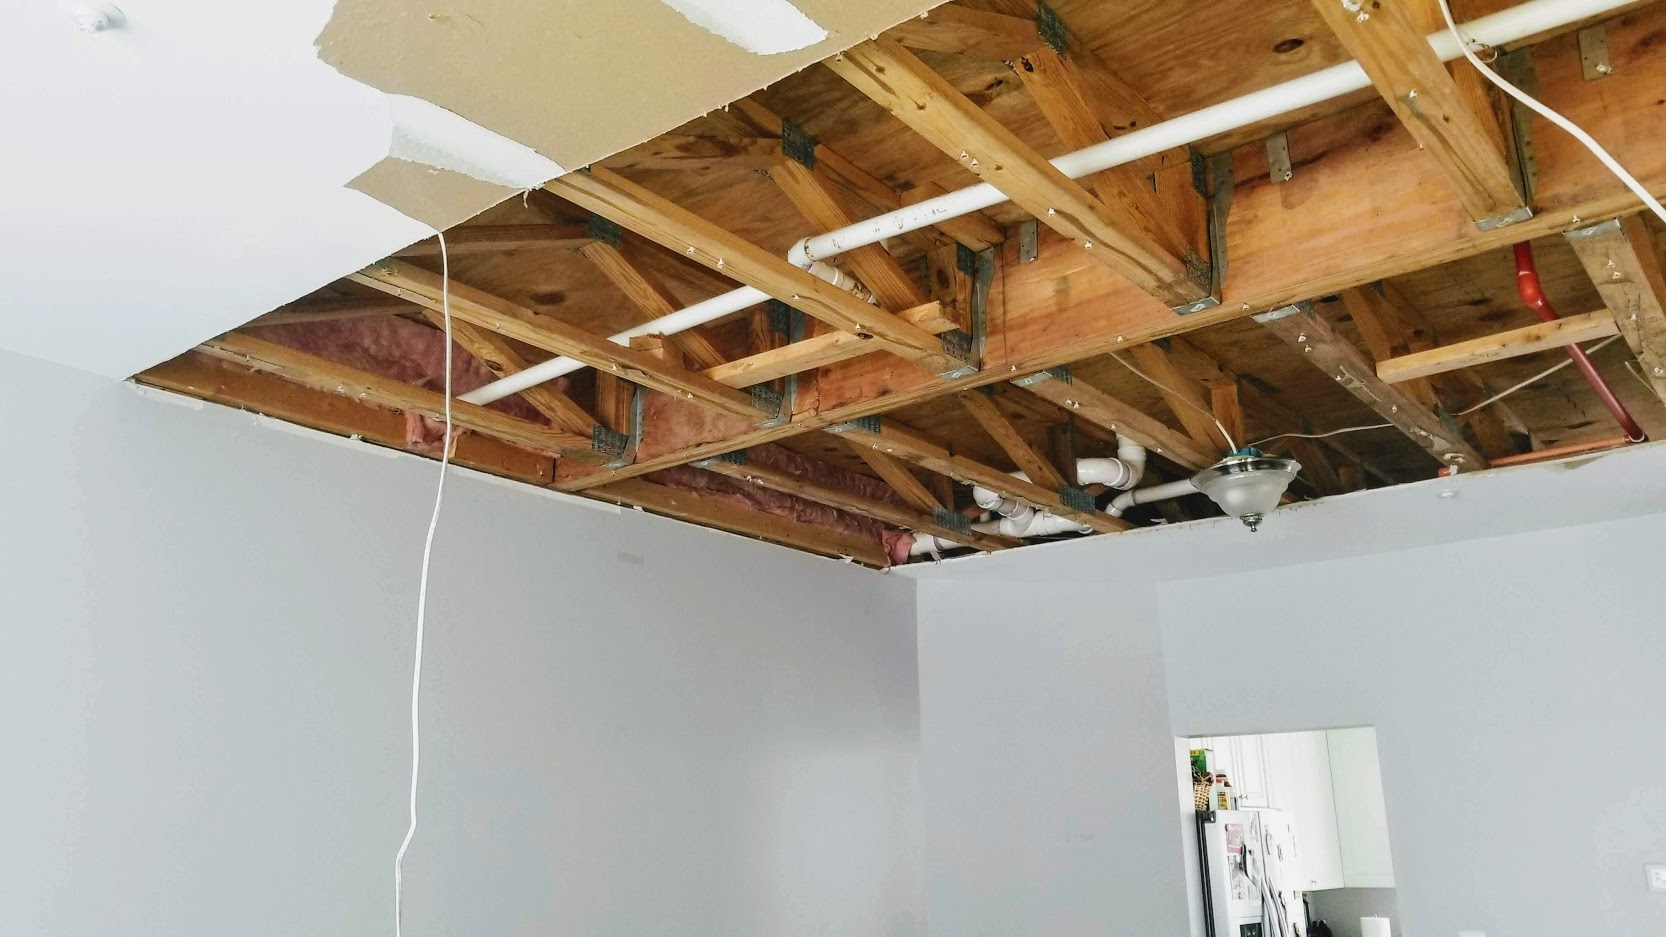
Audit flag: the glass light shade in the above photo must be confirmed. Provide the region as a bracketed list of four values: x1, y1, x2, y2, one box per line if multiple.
[1191, 456, 1301, 531]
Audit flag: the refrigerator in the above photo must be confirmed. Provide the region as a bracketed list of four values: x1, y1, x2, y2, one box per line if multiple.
[1196, 808, 1309, 937]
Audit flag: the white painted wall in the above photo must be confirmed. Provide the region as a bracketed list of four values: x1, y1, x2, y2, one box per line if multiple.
[1159, 514, 1666, 937]
[914, 584, 1194, 937]
[0, 349, 922, 937]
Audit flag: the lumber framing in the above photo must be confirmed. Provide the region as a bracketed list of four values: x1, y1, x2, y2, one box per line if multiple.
[826, 38, 1211, 309]
[250, 297, 411, 327]
[1377, 309, 1619, 383]
[699, 455, 1018, 553]
[830, 417, 1131, 535]
[1010, 368, 1220, 472]
[1565, 215, 1666, 405]
[591, 479, 891, 566]
[547, 166, 969, 376]
[350, 260, 772, 421]
[1309, 0, 1526, 226]
[605, 133, 785, 171]
[394, 223, 594, 257]
[577, 236, 729, 370]
[1255, 302, 1488, 470]
[417, 312, 596, 436]
[849, 442, 945, 513]
[956, 390, 1068, 490]
[194, 333, 608, 463]
[1125, 344, 1229, 453]
[771, 159, 930, 310]
[702, 301, 954, 389]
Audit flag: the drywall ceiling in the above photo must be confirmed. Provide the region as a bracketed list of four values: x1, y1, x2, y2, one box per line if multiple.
[1, 0, 941, 378]
[899, 440, 1666, 584]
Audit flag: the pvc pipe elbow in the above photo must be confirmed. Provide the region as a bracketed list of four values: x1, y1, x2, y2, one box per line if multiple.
[788, 237, 815, 269]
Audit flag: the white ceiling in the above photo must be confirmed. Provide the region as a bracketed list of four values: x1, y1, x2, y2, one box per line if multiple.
[2, 0, 432, 377]
[899, 441, 1666, 584]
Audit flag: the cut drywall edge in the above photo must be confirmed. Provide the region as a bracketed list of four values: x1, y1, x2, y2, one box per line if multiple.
[386, 94, 565, 189]
[655, 0, 827, 54]
[459, 467, 623, 514]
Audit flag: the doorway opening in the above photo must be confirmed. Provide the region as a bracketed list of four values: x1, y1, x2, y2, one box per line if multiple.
[1182, 727, 1401, 937]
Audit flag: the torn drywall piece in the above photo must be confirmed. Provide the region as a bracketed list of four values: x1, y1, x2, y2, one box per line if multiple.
[655, 0, 827, 54]
[386, 93, 565, 189]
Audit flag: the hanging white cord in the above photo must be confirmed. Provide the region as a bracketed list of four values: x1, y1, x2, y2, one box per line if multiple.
[1457, 335, 1623, 414]
[1436, 0, 1666, 226]
[1108, 351, 1240, 452]
[395, 230, 452, 937]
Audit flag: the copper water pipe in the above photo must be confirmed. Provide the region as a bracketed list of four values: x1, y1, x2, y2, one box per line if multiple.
[1437, 434, 1631, 474]
[1513, 241, 1646, 442]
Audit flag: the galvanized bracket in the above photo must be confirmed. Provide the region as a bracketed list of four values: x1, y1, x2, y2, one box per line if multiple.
[593, 384, 644, 470]
[1564, 217, 1623, 240]
[1252, 300, 1314, 325]
[1498, 48, 1540, 204]
[586, 214, 623, 248]
[693, 449, 749, 469]
[1578, 23, 1612, 80]
[935, 247, 994, 380]
[751, 384, 789, 429]
[781, 119, 817, 170]
[1012, 364, 1073, 388]
[1174, 150, 1235, 316]
[1475, 206, 1534, 232]
[754, 300, 802, 428]
[930, 506, 971, 535]
[1017, 218, 1040, 263]
[1035, 1, 1068, 54]
[1058, 485, 1095, 514]
[1265, 132, 1293, 184]
[825, 414, 883, 435]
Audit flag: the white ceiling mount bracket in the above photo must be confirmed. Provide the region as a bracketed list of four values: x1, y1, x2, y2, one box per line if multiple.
[63, 1, 124, 33]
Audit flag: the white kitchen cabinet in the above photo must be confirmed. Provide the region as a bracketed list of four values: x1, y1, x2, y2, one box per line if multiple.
[1265, 731, 1345, 890]
[1233, 734, 1271, 807]
[1326, 727, 1396, 888]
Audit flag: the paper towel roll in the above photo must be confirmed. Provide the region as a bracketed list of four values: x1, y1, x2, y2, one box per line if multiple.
[1360, 916, 1392, 937]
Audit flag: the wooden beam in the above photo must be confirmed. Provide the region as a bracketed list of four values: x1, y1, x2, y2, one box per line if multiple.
[547, 166, 968, 375]
[700, 455, 1018, 553]
[1565, 215, 1666, 404]
[1256, 302, 1489, 469]
[771, 159, 930, 310]
[195, 333, 608, 463]
[418, 313, 596, 436]
[139, 351, 555, 484]
[350, 260, 772, 421]
[1310, 0, 1525, 225]
[831, 418, 1129, 534]
[1126, 344, 1228, 452]
[551, 9, 1666, 491]
[1378, 309, 1619, 383]
[957, 390, 1068, 489]
[604, 133, 784, 171]
[826, 39, 1209, 309]
[1012, 369, 1219, 471]
[1211, 382, 1246, 455]
[592, 479, 890, 566]
[701, 301, 953, 388]
[577, 238, 729, 369]
[394, 223, 593, 257]
[850, 441, 944, 513]
[249, 297, 411, 328]
[887, 5, 1040, 59]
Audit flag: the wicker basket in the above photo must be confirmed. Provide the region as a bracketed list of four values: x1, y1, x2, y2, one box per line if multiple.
[1193, 776, 1213, 811]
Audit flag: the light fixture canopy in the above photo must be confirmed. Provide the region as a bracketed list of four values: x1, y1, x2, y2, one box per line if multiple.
[1191, 450, 1301, 532]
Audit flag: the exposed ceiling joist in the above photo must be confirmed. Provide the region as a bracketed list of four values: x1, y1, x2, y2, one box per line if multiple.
[577, 237, 730, 370]
[1377, 309, 1619, 383]
[1565, 215, 1666, 405]
[196, 333, 607, 463]
[956, 390, 1069, 490]
[394, 223, 595, 257]
[826, 38, 1210, 309]
[771, 160, 930, 310]
[547, 166, 968, 376]
[848, 441, 945, 513]
[1256, 301, 1489, 470]
[1310, 0, 1526, 226]
[702, 301, 954, 388]
[350, 260, 772, 421]
[416, 312, 597, 436]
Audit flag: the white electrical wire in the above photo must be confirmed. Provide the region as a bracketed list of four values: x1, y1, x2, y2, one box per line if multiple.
[1108, 351, 1240, 452]
[1457, 335, 1623, 415]
[1252, 423, 1393, 449]
[394, 230, 452, 937]
[1436, 0, 1666, 226]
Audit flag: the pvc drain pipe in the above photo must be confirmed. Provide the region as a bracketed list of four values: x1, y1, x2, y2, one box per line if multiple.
[465, 0, 1634, 407]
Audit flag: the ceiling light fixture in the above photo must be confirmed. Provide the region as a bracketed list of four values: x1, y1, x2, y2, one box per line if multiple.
[1192, 450, 1301, 532]
[63, 1, 124, 32]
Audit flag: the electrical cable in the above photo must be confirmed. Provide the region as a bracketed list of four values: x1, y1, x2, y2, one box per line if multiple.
[1626, 359, 1666, 405]
[1108, 351, 1240, 452]
[1457, 335, 1623, 415]
[394, 230, 452, 937]
[1436, 0, 1666, 226]
[1251, 423, 1394, 449]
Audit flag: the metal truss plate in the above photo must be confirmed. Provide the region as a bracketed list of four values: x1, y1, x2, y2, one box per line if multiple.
[827, 415, 882, 435]
[930, 506, 971, 534]
[782, 119, 816, 169]
[1579, 23, 1611, 80]
[1058, 485, 1095, 514]
[586, 214, 623, 247]
[1012, 365, 1073, 387]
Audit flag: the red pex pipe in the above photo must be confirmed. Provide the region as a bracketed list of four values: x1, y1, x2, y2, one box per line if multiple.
[1513, 242, 1646, 442]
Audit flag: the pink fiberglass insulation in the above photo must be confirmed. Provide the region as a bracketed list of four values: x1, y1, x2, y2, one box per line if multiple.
[648, 443, 917, 565]
[249, 315, 565, 453]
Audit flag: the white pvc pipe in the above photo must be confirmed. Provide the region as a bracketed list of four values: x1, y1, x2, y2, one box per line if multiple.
[472, 0, 1626, 407]
[1107, 478, 1199, 518]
